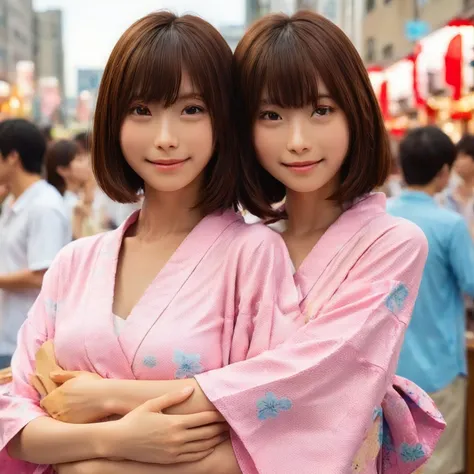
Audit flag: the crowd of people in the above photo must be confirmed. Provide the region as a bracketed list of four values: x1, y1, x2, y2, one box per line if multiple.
[0, 121, 141, 370]
[0, 8, 471, 474]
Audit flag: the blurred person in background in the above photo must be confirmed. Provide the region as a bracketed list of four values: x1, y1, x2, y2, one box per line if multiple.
[45, 139, 96, 239]
[40, 125, 54, 147]
[438, 134, 474, 237]
[388, 126, 474, 474]
[378, 138, 403, 198]
[0, 119, 71, 369]
[75, 130, 141, 230]
[0, 184, 8, 208]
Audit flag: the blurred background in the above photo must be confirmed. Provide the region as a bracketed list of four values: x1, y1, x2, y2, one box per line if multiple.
[2, 0, 473, 141]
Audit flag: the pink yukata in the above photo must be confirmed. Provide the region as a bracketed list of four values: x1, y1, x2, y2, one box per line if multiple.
[0, 209, 302, 473]
[197, 193, 446, 474]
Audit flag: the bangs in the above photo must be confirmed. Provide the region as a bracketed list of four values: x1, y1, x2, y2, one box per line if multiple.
[251, 28, 323, 109]
[121, 26, 203, 108]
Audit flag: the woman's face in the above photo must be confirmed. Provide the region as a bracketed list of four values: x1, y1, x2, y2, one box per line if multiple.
[67, 152, 92, 186]
[120, 71, 213, 195]
[453, 152, 474, 182]
[253, 80, 350, 198]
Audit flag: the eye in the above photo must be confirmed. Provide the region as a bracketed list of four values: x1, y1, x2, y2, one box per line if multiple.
[183, 105, 205, 115]
[130, 105, 151, 116]
[259, 111, 282, 121]
[312, 106, 334, 117]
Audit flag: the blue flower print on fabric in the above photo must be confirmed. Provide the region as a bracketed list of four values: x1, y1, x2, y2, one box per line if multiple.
[143, 356, 157, 368]
[173, 350, 203, 379]
[372, 406, 383, 421]
[257, 392, 292, 420]
[385, 284, 409, 314]
[400, 443, 425, 463]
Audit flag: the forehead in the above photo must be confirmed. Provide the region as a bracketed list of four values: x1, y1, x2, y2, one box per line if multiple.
[260, 79, 330, 102]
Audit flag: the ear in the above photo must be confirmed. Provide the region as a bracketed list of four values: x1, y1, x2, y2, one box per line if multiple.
[5, 150, 19, 166]
[56, 165, 69, 179]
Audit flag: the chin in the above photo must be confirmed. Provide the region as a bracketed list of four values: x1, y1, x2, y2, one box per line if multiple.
[144, 178, 196, 194]
[281, 179, 330, 195]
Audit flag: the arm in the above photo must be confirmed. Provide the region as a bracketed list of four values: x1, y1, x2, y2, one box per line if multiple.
[448, 218, 474, 297]
[0, 250, 112, 465]
[8, 417, 113, 464]
[58, 441, 238, 474]
[191, 224, 431, 474]
[0, 269, 46, 290]
[72, 202, 92, 240]
[46, 230, 301, 421]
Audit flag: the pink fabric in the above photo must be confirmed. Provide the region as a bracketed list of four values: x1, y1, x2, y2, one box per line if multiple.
[197, 193, 445, 473]
[0, 210, 302, 472]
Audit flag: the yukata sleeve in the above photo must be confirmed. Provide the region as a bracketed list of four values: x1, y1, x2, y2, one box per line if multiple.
[195, 223, 429, 474]
[0, 252, 63, 474]
[229, 232, 303, 364]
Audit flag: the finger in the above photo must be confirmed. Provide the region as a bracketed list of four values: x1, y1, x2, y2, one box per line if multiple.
[136, 387, 194, 413]
[175, 448, 215, 463]
[182, 410, 226, 428]
[29, 374, 48, 398]
[181, 432, 229, 454]
[37, 373, 58, 394]
[184, 422, 229, 443]
[49, 370, 81, 383]
[39, 394, 58, 418]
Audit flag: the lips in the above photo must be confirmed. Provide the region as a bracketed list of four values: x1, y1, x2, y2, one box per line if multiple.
[146, 158, 190, 165]
[283, 159, 323, 168]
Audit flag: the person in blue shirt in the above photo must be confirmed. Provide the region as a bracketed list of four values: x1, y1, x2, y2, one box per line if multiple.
[387, 126, 474, 474]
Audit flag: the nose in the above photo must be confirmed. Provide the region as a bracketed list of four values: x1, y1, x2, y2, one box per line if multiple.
[286, 120, 311, 155]
[153, 117, 179, 151]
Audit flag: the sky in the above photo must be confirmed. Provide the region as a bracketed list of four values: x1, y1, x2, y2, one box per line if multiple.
[33, 0, 246, 97]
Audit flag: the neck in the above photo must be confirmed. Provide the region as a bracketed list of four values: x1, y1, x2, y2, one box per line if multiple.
[65, 180, 82, 195]
[406, 184, 437, 196]
[135, 182, 205, 240]
[9, 170, 41, 200]
[285, 188, 343, 236]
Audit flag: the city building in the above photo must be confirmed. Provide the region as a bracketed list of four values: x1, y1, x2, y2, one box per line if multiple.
[264, 0, 364, 51]
[0, 0, 34, 83]
[34, 9, 65, 99]
[362, 0, 465, 66]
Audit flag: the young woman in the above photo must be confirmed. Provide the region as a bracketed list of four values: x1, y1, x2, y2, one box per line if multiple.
[20, 11, 445, 474]
[0, 12, 302, 474]
[45, 139, 98, 239]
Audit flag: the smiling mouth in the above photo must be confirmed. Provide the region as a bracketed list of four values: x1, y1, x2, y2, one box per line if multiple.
[146, 158, 190, 166]
[282, 159, 324, 170]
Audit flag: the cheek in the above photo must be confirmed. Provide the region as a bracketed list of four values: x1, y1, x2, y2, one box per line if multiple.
[195, 122, 213, 155]
[253, 126, 281, 167]
[120, 120, 146, 157]
[320, 117, 349, 160]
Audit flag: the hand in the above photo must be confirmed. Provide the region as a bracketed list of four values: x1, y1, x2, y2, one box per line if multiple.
[73, 201, 91, 218]
[40, 370, 108, 423]
[115, 387, 229, 464]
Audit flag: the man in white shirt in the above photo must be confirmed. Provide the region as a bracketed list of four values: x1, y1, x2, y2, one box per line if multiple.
[0, 119, 71, 368]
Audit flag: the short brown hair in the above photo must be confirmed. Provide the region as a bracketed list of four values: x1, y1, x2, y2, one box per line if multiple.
[93, 12, 239, 213]
[235, 11, 391, 218]
[45, 139, 80, 195]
